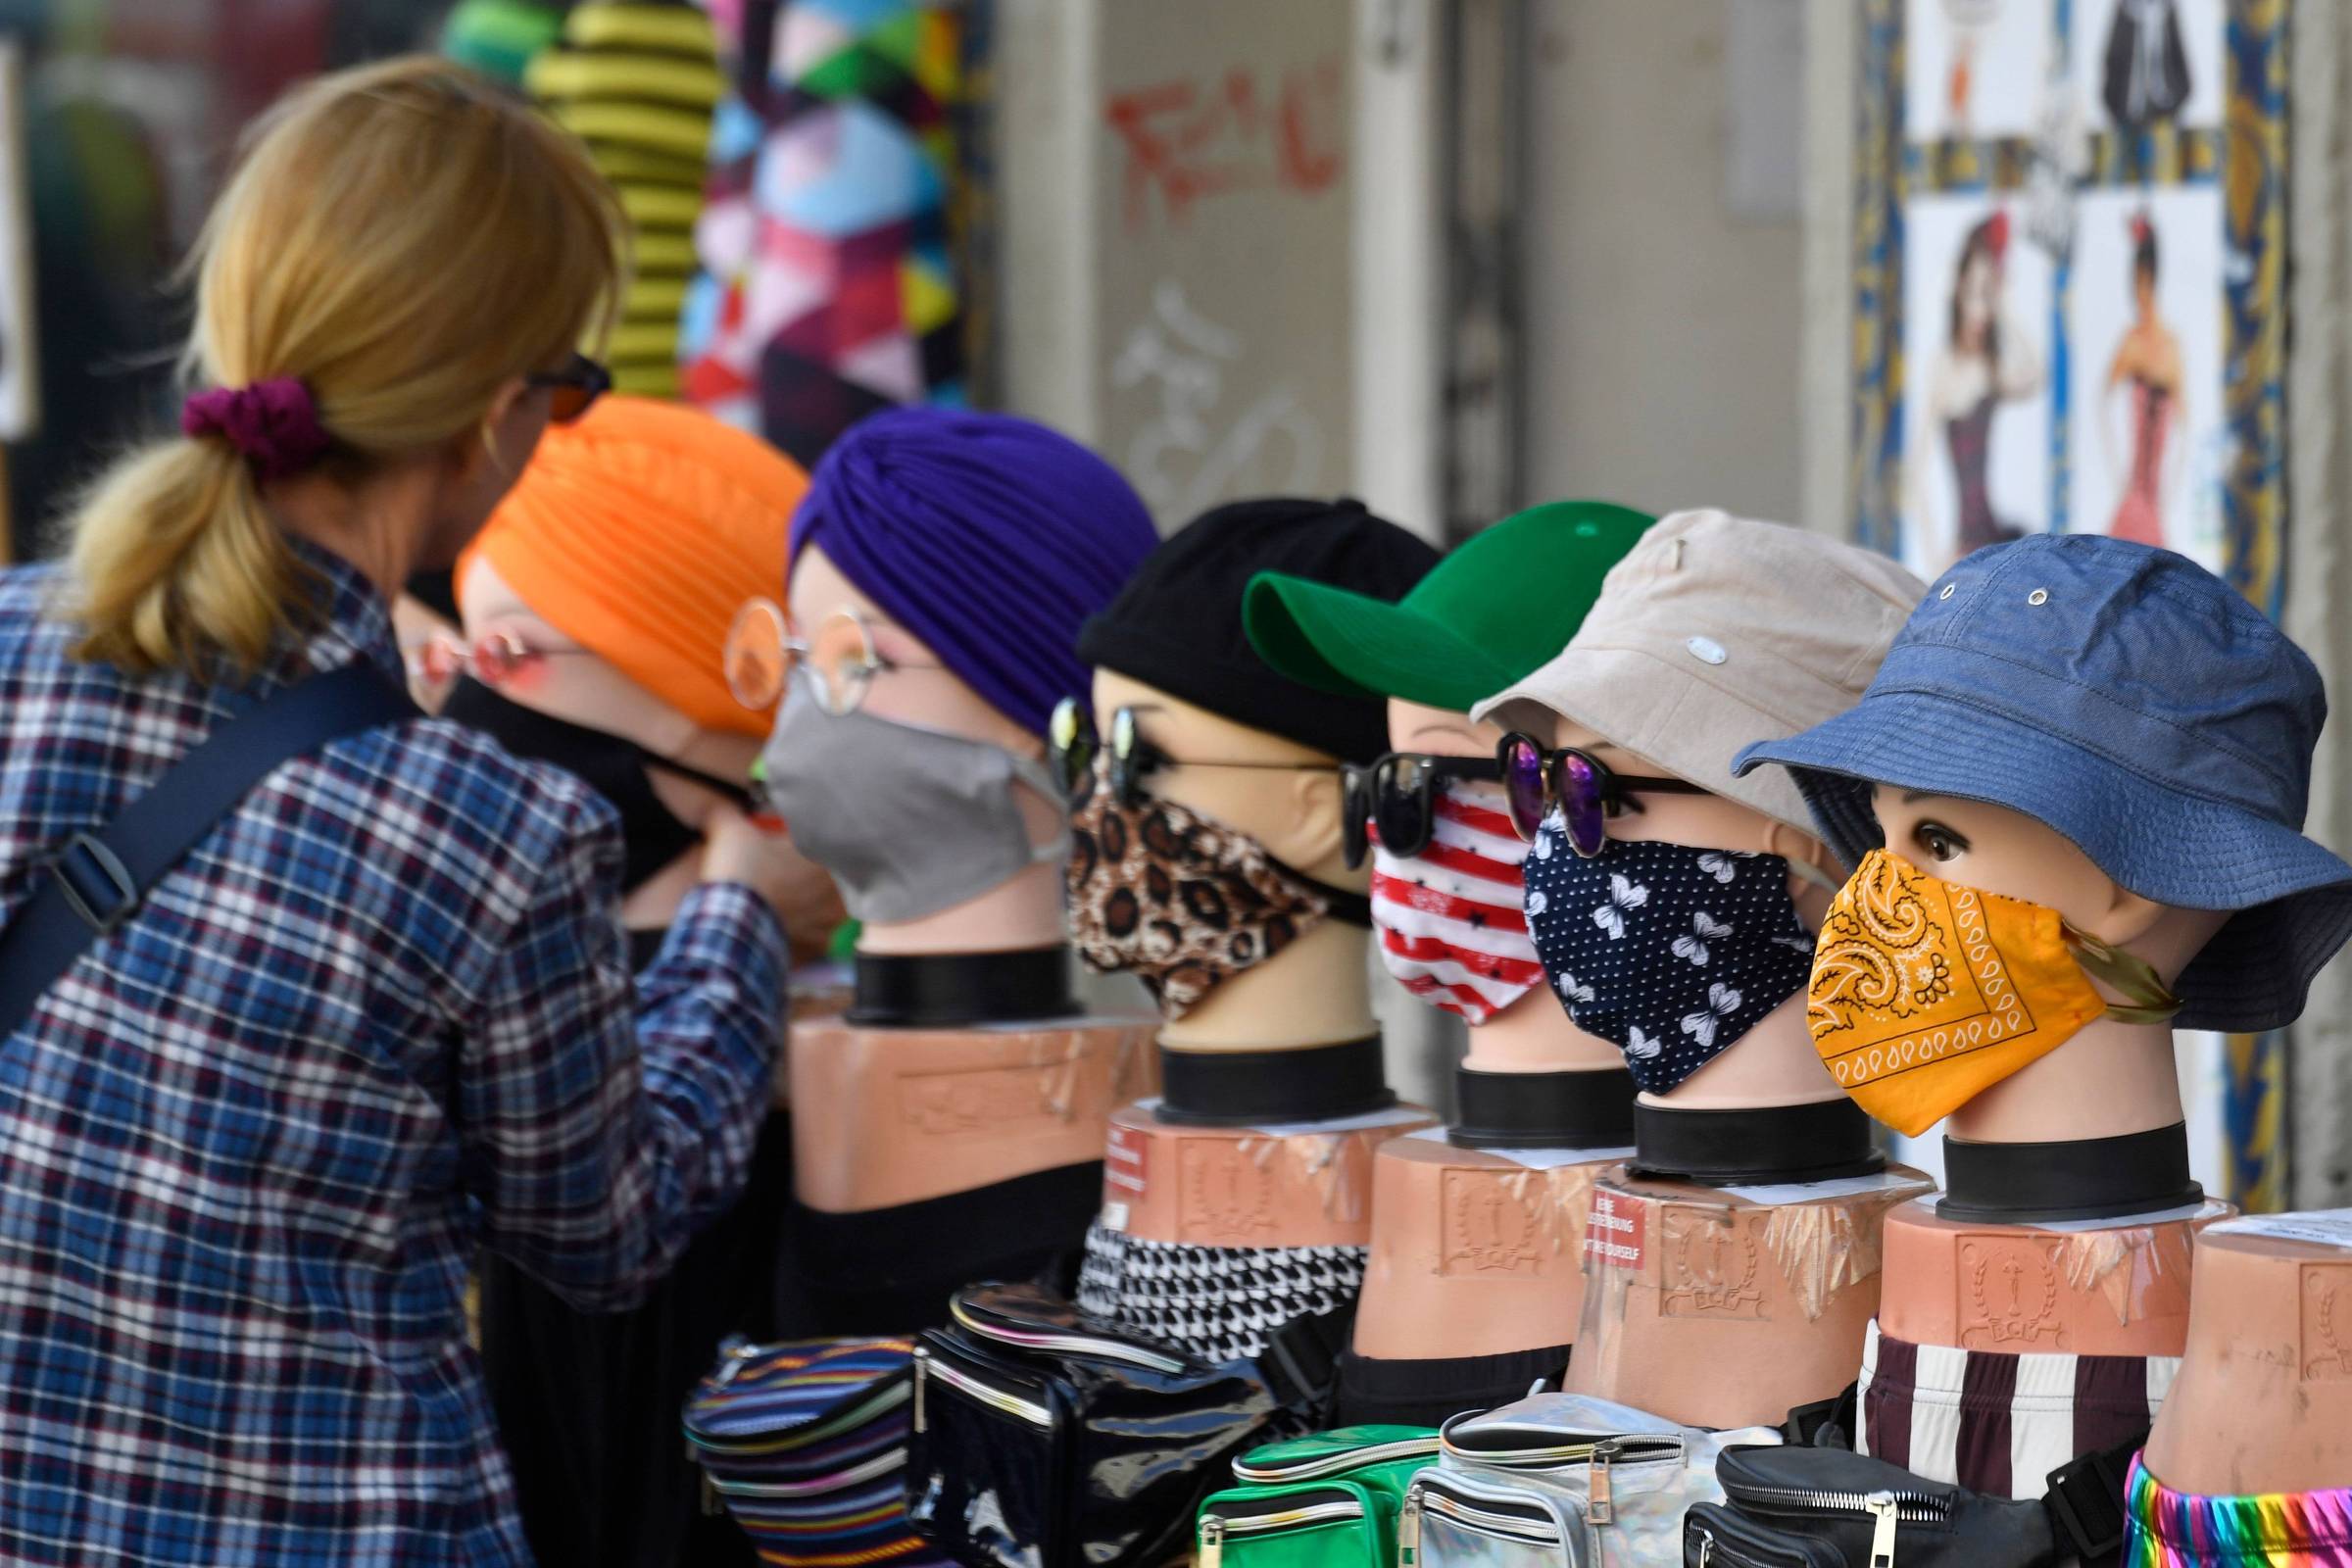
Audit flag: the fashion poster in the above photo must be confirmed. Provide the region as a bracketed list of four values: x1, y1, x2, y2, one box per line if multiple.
[1900, 196, 2052, 567]
[2071, 0, 2224, 137]
[1850, 0, 2287, 1204]
[1904, 0, 2050, 142]
[2066, 187, 2225, 571]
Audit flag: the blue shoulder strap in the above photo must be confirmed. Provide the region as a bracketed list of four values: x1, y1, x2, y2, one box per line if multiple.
[0, 662, 417, 1046]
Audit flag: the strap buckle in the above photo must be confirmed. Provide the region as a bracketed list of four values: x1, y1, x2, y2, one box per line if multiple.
[2043, 1444, 2131, 1559]
[55, 833, 140, 934]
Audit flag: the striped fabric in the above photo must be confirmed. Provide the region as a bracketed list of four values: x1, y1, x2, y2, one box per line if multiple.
[1858, 1318, 2179, 1500]
[1369, 787, 1543, 1025]
[685, 1338, 952, 1568]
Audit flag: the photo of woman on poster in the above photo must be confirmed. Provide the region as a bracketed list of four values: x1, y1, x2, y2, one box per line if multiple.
[1909, 208, 2045, 565]
[2100, 212, 2185, 547]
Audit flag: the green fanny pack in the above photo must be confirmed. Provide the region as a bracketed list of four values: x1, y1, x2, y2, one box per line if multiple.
[1199, 1426, 1441, 1568]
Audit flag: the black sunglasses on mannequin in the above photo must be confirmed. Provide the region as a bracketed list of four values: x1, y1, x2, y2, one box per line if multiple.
[1341, 753, 1504, 869]
[1048, 696, 1342, 809]
[1495, 730, 1708, 854]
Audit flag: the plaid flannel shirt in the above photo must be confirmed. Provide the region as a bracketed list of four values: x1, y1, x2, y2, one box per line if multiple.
[0, 545, 787, 1564]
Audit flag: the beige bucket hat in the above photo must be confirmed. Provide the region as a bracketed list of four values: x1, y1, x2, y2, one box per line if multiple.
[1469, 509, 1927, 834]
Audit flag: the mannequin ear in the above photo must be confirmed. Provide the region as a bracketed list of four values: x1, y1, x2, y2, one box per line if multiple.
[1264, 765, 1349, 878]
[2084, 885, 2169, 951]
[1759, 818, 1841, 927]
[1758, 818, 1839, 887]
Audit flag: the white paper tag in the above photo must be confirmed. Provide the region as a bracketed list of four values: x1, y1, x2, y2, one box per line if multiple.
[1100, 1201, 1130, 1234]
[1402, 1125, 1634, 1171]
[1718, 1169, 1934, 1207]
[2210, 1208, 2352, 1250]
[2020, 1199, 2229, 1234]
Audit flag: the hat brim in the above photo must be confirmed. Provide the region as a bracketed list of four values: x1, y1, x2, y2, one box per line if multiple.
[1735, 689, 2352, 1033]
[1472, 646, 1823, 834]
[1245, 573, 1518, 714]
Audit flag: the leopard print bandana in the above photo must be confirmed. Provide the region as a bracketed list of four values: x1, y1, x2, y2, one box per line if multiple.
[1064, 776, 1353, 1018]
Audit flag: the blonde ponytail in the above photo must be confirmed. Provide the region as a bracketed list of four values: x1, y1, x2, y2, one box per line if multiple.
[63, 58, 623, 677]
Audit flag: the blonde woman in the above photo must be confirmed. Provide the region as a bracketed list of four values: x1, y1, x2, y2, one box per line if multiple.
[0, 61, 800, 1565]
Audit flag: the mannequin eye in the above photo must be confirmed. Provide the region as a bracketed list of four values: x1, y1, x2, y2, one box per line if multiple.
[1913, 820, 1969, 863]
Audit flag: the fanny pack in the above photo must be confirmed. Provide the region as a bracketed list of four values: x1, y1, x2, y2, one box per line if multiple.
[681, 1336, 948, 1568]
[908, 1282, 1348, 1568]
[1199, 1426, 1440, 1568]
[1403, 1465, 1594, 1568]
[1439, 1393, 1785, 1566]
[1684, 1437, 2142, 1568]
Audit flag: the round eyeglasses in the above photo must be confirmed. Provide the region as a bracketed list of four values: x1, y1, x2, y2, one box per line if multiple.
[725, 600, 946, 717]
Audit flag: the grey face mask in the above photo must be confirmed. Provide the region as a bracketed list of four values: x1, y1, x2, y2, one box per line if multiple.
[760, 673, 1070, 926]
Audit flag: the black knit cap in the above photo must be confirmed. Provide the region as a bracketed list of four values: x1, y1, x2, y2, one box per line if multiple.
[1075, 497, 1441, 763]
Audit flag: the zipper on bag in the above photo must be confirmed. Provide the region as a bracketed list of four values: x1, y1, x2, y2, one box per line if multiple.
[949, 1298, 1188, 1374]
[1197, 1495, 1367, 1568]
[1231, 1434, 1441, 1485]
[1721, 1478, 1944, 1533]
[912, 1344, 1055, 1432]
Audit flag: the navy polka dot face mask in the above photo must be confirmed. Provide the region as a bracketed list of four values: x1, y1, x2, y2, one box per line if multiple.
[1521, 823, 1817, 1094]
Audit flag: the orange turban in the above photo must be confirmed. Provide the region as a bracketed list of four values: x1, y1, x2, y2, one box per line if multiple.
[462, 396, 805, 735]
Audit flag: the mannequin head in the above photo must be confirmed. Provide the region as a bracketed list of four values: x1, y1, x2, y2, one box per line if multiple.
[1473, 511, 1926, 1110]
[450, 396, 836, 942]
[1740, 533, 2352, 1146]
[1086, 667, 1367, 1049]
[1068, 496, 1441, 1046]
[1244, 499, 1657, 1070]
[762, 407, 1157, 956]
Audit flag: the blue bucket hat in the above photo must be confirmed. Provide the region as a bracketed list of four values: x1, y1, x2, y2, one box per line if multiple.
[1734, 533, 2352, 1033]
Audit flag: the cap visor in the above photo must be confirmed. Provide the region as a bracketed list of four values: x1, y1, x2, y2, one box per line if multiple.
[1246, 574, 1516, 713]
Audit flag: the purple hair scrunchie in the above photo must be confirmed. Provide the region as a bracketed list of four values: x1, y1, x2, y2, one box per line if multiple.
[180, 377, 332, 482]
[790, 407, 1158, 736]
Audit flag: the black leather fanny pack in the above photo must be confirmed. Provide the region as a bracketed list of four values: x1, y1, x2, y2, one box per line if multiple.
[1685, 1437, 2140, 1568]
[907, 1282, 1348, 1568]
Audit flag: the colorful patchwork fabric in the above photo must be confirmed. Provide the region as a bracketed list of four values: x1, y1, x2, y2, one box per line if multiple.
[684, 0, 968, 463]
[2126, 1452, 2352, 1566]
[530, 3, 726, 400]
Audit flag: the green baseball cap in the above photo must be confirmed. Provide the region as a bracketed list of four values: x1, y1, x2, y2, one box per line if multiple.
[1243, 499, 1656, 713]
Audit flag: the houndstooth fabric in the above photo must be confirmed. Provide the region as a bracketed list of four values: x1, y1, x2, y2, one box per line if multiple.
[1076, 1220, 1366, 1365]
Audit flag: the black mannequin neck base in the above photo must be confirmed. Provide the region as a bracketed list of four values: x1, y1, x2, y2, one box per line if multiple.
[1936, 1121, 2202, 1224]
[1153, 1036, 1396, 1127]
[1628, 1098, 1885, 1186]
[1447, 1064, 1637, 1151]
[844, 946, 1080, 1029]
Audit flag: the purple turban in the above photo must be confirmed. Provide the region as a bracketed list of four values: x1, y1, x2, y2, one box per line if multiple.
[789, 407, 1158, 736]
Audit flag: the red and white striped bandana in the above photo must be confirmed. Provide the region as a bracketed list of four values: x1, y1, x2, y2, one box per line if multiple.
[1370, 780, 1545, 1025]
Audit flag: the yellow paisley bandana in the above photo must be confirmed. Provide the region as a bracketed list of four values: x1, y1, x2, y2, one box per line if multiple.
[1806, 850, 2182, 1137]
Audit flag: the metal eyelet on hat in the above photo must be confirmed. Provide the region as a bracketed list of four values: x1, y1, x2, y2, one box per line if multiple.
[1938, 584, 1955, 600]
[2028, 589, 2049, 606]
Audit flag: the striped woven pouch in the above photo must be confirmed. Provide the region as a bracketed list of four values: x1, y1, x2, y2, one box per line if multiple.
[685, 1337, 955, 1568]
